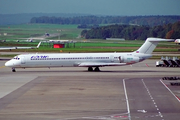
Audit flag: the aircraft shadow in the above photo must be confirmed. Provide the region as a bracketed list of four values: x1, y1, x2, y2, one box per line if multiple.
[15, 69, 173, 73]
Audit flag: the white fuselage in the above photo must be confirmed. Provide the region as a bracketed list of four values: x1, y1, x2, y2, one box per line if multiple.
[5, 52, 151, 68]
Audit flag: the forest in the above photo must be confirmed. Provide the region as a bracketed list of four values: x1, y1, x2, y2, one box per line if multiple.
[29, 15, 180, 40]
[30, 15, 180, 27]
[81, 21, 180, 40]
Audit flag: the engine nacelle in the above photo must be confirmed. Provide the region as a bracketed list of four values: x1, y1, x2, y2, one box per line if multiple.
[120, 56, 139, 63]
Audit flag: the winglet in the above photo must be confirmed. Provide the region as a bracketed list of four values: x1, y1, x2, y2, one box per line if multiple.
[36, 42, 41, 48]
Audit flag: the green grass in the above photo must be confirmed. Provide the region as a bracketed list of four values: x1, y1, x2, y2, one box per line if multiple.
[0, 23, 180, 55]
[0, 54, 16, 57]
[1, 40, 179, 53]
[0, 24, 81, 40]
[74, 42, 141, 47]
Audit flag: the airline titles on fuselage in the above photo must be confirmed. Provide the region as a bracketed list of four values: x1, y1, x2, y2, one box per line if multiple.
[31, 55, 49, 59]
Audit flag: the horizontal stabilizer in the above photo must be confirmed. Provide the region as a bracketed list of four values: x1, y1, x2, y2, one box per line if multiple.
[147, 38, 174, 42]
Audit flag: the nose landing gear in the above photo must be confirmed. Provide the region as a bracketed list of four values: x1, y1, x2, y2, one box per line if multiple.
[12, 68, 16, 72]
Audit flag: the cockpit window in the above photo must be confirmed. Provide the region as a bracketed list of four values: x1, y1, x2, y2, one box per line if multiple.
[13, 56, 20, 60]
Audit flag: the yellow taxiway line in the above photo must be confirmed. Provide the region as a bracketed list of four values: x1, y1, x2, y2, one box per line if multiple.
[0, 66, 5, 69]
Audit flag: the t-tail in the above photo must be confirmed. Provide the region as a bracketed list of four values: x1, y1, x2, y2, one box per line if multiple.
[133, 38, 174, 54]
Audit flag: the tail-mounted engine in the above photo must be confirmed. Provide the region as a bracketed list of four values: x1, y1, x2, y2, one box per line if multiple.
[119, 56, 139, 64]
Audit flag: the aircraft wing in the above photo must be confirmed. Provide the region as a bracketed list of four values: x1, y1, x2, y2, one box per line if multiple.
[78, 62, 126, 67]
[0, 42, 41, 50]
[0, 47, 16, 50]
[0, 47, 35, 50]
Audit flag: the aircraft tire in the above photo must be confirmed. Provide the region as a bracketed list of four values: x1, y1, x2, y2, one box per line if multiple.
[12, 68, 16, 72]
[94, 67, 100, 72]
[88, 67, 93, 71]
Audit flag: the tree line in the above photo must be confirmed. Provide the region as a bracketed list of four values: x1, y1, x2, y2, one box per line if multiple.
[30, 15, 180, 27]
[81, 21, 180, 40]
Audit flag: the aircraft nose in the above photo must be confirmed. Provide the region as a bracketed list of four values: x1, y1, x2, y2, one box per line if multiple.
[5, 61, 13, 67]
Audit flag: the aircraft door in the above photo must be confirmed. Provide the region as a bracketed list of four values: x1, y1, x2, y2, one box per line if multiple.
[119, 56, 122, 63]
[110, 55, 114, 62]
[21, 57, 26, 64]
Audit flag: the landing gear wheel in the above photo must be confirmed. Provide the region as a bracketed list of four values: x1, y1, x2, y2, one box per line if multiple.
[12, 68, 16, 72]
[94, 67, 100, 72]
[88, 67, 93, 71]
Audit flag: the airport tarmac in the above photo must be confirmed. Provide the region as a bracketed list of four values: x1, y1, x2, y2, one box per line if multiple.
[0, 59, 180, 120]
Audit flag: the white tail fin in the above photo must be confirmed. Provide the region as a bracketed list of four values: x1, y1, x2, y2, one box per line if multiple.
[134, 38, 174, 54]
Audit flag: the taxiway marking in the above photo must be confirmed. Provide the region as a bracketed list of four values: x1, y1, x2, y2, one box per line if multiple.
[160, 79, 180, 102]
[0, 66, 5, 69]
[123, 79, 131, 120]
[142, 79, 164, 119]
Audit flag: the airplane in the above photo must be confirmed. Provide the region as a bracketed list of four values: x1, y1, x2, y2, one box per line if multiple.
[175, 39, 180, 45]
[49, 40, 73, 43]
[19, 37, 45, 42]
[0, 42, 41, 50]
[45, 32, 50, 37]
[26, 38, 34, 42]
[5, 38, 174, 72]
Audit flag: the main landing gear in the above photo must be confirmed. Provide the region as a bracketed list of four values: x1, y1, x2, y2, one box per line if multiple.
[88, 67, 100, 72]
[12, 68, 16, 72]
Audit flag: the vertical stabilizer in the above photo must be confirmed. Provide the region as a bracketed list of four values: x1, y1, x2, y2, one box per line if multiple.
[134, 38, 173, 54]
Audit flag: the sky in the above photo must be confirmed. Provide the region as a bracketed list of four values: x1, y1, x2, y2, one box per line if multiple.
[0, 0, 180, 16]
